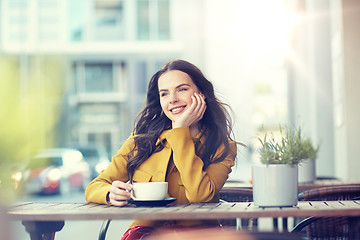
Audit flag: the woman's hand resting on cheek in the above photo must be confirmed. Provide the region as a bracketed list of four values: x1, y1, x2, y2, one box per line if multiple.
[107, 180, 133, 206]
[172, 92, 206, 132]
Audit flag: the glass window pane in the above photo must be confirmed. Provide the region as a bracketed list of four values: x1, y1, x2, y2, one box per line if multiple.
[38, 0, 57, 8]
[137, 0, 150, 40]
[84, 63, 113, 93]
[94, 2, 124, 41]
[158, 0, 170, 40]
[87, 132, 112, 157]
[135, 62, 147, 94]
[68, 0, 87, 41]
[9, 0, 28, 9]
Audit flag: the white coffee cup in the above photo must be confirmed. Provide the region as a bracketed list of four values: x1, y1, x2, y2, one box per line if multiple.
[131, 182, 168, 201]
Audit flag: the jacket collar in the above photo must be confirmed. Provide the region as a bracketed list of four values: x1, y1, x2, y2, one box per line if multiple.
[157, 127, 206, 145]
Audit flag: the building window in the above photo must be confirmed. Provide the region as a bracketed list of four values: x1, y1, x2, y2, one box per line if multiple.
[8, 0, 28, 9]
[158, 0, 170, 40]
[68, 0, 87, 41]
[137, 0, 170, 40]
[137, 0, 150, 40]
[93, 0, 125, 41]
[38, 0, 57, 9]
[84, 63, 113, 93]
[73, 62, 113, 94]
[135, 62, 148, 94]
[73, 61, 128, 94]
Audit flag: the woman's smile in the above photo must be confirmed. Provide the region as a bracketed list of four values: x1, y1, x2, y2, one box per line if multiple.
[169, 105, 186, 114]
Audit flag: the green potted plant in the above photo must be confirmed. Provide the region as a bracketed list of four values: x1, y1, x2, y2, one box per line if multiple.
[298, 137, 319, 183]
[252, 125, 309, 207]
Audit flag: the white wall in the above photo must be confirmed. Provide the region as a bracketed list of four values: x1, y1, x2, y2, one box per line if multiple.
[291, 0, 335, 177]
[203, 0, 254, 144]
[336, 0, 360, 180]
[172, 0, 206, 67]
[290, 0, 360, 180]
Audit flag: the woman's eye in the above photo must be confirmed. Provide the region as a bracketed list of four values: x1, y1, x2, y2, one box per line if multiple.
[179, 88, 187, 92]
[160, 92, 168, 97]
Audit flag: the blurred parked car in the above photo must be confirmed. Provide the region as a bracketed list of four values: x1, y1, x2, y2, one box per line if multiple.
[0, 163, 26, 196]
[10, 163, 26, 192]
[70, 145, 110, 180]
[23, 148, 90, 195]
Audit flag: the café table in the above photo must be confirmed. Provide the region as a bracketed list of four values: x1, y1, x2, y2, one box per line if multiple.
[7, 200, 360, 240]
[222, 180, 360, 231]
[223, 179, 360, 191]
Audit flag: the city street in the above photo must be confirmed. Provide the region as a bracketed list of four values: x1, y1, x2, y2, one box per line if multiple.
[9, 191, 132, 240]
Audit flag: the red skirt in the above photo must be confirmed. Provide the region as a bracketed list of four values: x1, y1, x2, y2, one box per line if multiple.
[120, 225, 156, 240]
[121, 225, 223, 240]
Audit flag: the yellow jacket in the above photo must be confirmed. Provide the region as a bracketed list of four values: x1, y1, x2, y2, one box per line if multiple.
[85, 127, 236, 228]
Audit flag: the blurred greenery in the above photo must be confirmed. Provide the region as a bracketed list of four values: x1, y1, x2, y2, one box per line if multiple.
[0, 55, 64, 202]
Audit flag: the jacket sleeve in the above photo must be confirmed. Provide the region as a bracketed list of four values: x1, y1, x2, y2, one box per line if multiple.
[164, 127, 236, 203]
[84, 136, 134, 204]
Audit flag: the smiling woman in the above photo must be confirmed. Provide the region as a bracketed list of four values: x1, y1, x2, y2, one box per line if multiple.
[85, 59, 246, 240]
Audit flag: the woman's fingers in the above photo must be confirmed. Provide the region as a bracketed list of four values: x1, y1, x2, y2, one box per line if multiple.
[108, 181, 133, 206]
[172, 92, 206, 129]
[198, 93, 207, 119]
[113, 180, 133, 191]
[109, 192, 129, 206]
[109, 185, 131, 197]
[193, 93, 206, 120]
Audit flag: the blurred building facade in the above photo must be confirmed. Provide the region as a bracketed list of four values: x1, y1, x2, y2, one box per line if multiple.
[0, 0, 183, 156]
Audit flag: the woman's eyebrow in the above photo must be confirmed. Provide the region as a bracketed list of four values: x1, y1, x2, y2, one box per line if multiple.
[176, 83, 190, 89]
[159, 83, 190, 93]
[159, 88, 168, 93]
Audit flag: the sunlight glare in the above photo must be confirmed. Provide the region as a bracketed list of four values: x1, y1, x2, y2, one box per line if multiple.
[240, 0, 297, 58]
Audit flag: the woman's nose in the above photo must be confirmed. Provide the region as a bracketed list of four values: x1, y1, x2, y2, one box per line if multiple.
[169, 93, 178, 104]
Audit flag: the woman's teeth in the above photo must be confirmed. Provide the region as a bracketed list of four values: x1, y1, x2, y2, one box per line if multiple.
[171, 107, 184, 114]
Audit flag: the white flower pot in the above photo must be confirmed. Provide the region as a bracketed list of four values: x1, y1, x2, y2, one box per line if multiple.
[252, 164, 298, 207]
[298, 158, 316, 183]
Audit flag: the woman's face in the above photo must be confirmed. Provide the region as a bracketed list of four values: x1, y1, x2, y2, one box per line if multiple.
[158, 70, 200, 123]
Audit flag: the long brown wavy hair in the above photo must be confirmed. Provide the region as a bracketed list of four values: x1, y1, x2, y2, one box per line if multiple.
[126, 60, 238, 181]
